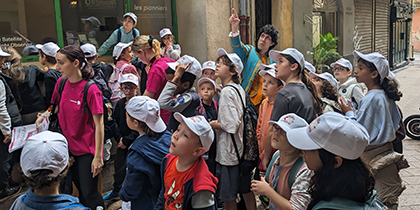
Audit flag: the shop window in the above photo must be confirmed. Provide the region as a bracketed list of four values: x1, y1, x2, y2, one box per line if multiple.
[0, 0, 57, 58]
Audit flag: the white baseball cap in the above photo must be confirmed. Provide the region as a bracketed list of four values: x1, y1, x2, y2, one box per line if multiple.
[20, 131, 69, 178]
[197, 77, 216, 90]
[287, 112, 370, 160]
[217, 48, 244, 76]
[330, 58, 353, 71]
[123, 12, 137, 24]
[81, 16, 101, 28]
[202, 61, 216, 71]
[126, 96, 166, 133]
[309, 72, 338, 89]
[174, 113, 214, 151]
[304, 61, 316, 73]
[167, 55, 202, 78]
[36, 42, 60, 57]
[353, 50, 389, 82]
[80, 43, 97, 58]
[388, 71, 396, 80]
[113, 42, 132, 59]
[160, 28, 172, 38]
[269, 48, 305, 71]
[268, 113, 308, 133]
[120, 73, 139, 86]
[258, 64, 285, 86]
[0, 47, 11, 57]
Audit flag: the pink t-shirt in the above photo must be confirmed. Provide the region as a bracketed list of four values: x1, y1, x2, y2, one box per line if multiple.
[146, 57, 173, 124]
[51, 77, 103, 156]
[116, 60, 140, 79]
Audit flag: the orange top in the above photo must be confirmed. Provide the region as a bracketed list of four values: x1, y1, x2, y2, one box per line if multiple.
[257, 98, 274, 161]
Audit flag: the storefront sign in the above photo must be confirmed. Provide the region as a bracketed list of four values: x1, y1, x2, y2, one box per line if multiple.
[131, 0, 172, 37]
[84, 0, 117, 10]
[0, 36, 31, 48]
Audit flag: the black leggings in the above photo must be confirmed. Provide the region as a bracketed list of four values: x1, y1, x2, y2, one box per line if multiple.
[70, 154, 104, 209]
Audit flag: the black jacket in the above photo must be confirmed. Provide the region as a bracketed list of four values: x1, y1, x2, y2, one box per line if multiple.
[113, 98, 138, 147]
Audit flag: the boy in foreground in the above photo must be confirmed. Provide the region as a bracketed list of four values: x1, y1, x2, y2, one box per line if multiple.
[155, 113, 218, 210]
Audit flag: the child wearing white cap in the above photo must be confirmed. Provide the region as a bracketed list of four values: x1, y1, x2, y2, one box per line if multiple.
[251, 113, 312, 210]
[265, 48, 322, 169]
[157, 55, 202, 133]
[119, 96, 171, 209]
[160, 28, 181, 60]
[256, 64, 284, 175]
[103, 73, 139, 201]
[285, 112, 386, 209]
[338, 50, 407, 210]
[331, 58, 364, 109]
[155, 113, 217, 210]
[309, 72, 342, 113]
[202, 61, 222, 102]
[97, 12, 139, 56]
[209, 48, 257, 209]
[10, 131, 88, 210]
[36, 42, 61, 107]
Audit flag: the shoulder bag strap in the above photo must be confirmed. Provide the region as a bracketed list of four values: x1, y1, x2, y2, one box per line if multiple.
[287, 156, 305, 189]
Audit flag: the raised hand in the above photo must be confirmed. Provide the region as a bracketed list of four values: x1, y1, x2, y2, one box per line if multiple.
[229, 8, 240, 33]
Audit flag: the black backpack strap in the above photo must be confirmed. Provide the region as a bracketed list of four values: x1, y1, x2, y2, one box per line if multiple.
[117, 27, 122, 43]
[230, 133, 242, 165]
[226, 84, 245, 110]
[132, 29, 137, 39]
[83, 80, 95, 113]
[52, 78, 67, 111]
[287, 156, 305, 189]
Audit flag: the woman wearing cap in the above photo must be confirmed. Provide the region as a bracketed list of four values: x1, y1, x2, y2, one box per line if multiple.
[251, 113, 312, 210]
[131, 35, 173, 124]
[209, 48, 257, 210]
[35, 45, 104, 209]
[1, 46, 46, 125]
[159, 28, 181, 60]
[119, 96, 171, 209]
[286, 112, 381, 209]
[331, 58, 365, 109]
[263, 48, 322, 170]
[338, 50, 407, 210]
[309, 72, 342, 113]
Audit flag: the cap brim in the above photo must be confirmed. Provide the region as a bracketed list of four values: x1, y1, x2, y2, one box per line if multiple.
[269, 50, 280, 62]
[35, 44, 43, 50]
[173, 113, 199, 136]
[0, 51, 11, 57]
[147, 117, 166, 133]
[217, 48, 228, 57]
[268, 120, 292, 133]
[286, 127, 322, 151]
[197, 78, 216, 90]
[353, 50, 368, 62]
[167, 62, 177, 70]
[120, 80, 138, 86]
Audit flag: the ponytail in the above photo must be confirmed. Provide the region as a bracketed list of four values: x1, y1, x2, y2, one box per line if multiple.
[58, 45, 94, 80]
[301, 71, 324, 116]
[132, 35, 162, 59]
[381, 77, 402, 101]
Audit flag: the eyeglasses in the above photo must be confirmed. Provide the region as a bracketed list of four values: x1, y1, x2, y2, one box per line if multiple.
[273, 125, 286, 136]
[333, 67, 347, 72]
[121, 86, 136, 90]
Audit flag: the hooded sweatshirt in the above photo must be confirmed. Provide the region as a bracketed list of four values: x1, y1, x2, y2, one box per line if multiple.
[119, 130, 171, 209]
[10, 189, 88, 210]
[337, 77, 365, 109]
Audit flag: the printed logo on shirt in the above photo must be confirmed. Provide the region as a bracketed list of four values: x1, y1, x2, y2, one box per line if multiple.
[308, 117, 321, 132]
[177, 97, 185, 104]
[281, 115, 295, 125]
[166, 180, 182, 209]
[70, 99, 81, 106]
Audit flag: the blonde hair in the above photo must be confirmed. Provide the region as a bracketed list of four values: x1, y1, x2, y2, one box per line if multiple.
[132, 35, 162, 59]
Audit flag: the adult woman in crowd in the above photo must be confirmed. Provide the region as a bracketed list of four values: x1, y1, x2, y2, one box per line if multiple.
[131, 35, 172, 123]
[36, 45, 104, 209]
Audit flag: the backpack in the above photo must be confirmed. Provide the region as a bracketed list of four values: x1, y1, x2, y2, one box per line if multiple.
[264, 151, 305, 188]
[108, 63, 128, 105]
[0, 75, 22, 128]
[117, 27, 138, 43]
[227, 85, 259, 178]
[312, 190, 388, 210]
[57, 78, 116, 139]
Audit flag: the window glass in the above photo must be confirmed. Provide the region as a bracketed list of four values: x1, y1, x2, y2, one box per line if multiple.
[131, 0, 173, 38]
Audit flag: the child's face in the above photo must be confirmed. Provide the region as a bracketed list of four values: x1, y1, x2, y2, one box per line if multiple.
[302, 150, 323, 171]
[274, 54, 296, 81]
[121, 83, 138, 98]
[271, 124, 294, 151]
[202, 69, 216, 81]
[170, 122, 202, 157]
[354, 61, 376, 84]
[121, 46, 133, 62]
[198, 82, 216, 102]
[262, 74, 282, 98]
[215, 60, 232, 81]
[161, 35, 173, 46]
[333, 64, 351, 82]
[311, 77, 323, 96]
[123, 17, 136, 31]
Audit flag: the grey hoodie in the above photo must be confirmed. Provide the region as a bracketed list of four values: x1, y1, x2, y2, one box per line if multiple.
[337, 77, 365, 109]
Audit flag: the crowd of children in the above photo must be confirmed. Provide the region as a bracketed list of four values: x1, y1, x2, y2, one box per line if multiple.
[0, 8, 409, 210]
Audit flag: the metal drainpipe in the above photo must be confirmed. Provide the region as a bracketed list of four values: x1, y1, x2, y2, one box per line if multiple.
[240, 0, 250, 44]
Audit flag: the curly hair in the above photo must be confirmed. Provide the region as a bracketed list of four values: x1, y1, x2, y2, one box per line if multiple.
[358, 58, 402, 101]
[309, 149, 375, 206]
[255, 25, 279, 54]
[216, 55, 241, 84]
[281, 54, 323, 116]
[321, 79, 338, 101]
[27, 169, 68, 190]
